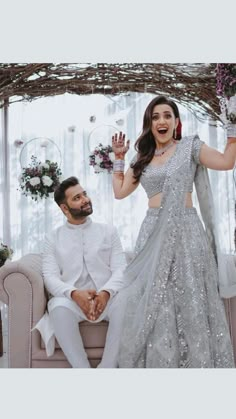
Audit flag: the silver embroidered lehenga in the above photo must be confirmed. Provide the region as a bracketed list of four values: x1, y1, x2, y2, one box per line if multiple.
[118, 135, 235, 368]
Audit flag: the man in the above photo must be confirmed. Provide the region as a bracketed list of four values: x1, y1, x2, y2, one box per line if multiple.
[34, 176, 127, 368]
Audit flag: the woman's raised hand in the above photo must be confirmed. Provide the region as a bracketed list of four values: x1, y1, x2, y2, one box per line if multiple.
[112, 131, 130, 159]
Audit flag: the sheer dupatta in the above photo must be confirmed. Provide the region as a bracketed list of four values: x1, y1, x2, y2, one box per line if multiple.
[195, 164, 236, 298]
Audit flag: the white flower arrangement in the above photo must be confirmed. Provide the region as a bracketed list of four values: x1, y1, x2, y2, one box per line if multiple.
[19, 155, 62, 201]
[89, 143, 115, 174]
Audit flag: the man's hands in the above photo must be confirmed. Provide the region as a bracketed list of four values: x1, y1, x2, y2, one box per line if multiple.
[93, 291, 110, 320]
[71, 289, 97, 320]
[71, 289, 110, 321]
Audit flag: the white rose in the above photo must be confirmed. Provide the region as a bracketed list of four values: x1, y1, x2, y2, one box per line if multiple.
[42, 175, 53, 187]
[108, 152, 115, 162]
[29, 177, 41, 186]
[95, 155, 103, 164]
[94, 165, 103, 173]
[42, 163, 50, 170]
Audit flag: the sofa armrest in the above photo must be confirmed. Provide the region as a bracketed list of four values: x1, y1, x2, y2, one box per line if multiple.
[0, 254, 46, 367]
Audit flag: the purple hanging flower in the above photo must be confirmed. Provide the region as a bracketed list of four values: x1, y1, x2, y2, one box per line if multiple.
[216, 64, 236, 98]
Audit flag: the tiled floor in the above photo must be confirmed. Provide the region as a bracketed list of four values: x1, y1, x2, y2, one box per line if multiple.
[0, 302, 8, 368]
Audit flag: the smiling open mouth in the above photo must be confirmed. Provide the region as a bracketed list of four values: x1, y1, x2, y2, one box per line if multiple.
[158, 128, 168, 134]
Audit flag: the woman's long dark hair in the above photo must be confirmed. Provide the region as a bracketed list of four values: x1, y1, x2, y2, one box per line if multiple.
[132, 96, 182, 183]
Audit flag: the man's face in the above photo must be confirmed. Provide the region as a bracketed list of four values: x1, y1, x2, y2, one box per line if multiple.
[62, 184, 93, 221]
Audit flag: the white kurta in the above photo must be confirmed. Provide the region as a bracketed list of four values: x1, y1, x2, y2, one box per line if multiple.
[33, 217, 127, 355]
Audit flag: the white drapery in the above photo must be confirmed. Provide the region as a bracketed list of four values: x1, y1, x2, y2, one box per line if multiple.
[0, 92, 235, 259]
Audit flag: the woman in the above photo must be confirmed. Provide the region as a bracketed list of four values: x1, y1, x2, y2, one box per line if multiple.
[112, 95, 236, 368]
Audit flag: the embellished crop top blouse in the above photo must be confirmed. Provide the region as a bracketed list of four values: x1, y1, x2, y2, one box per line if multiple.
[129, 135, 204, 199]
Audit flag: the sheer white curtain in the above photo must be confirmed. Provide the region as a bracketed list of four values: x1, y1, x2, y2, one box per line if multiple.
[0, 92, 235, 258]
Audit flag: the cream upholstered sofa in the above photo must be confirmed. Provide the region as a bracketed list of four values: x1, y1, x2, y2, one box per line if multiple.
[0, 252, 236, 368]
[0, 252, 131, 368]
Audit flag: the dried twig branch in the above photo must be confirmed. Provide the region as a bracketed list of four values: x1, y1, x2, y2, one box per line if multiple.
[0, 63, 221, 122]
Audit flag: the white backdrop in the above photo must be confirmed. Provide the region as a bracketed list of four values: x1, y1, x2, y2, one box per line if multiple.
[0, 92, 235, 259]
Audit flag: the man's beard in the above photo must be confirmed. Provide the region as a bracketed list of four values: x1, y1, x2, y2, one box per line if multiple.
[67, 201, 93, 219]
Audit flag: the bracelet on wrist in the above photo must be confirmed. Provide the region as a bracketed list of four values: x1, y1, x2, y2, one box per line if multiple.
[226, 122, 236, 138]
[113, 159, 125, 173]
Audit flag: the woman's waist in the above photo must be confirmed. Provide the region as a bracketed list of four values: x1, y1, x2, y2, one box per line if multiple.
[146, 206, 197, 216]
[148, 192, 193, 208]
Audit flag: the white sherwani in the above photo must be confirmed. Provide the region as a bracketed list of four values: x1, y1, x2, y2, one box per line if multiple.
[34, 217, 127, 361]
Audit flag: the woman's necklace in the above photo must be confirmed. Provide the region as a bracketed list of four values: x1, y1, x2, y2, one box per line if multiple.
[154, 140, 175, 157]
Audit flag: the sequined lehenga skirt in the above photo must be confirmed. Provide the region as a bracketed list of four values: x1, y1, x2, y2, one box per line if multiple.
[118, 207, 235, 368]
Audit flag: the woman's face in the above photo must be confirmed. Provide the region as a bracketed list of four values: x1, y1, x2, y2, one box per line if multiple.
[151, 104, 179, 144]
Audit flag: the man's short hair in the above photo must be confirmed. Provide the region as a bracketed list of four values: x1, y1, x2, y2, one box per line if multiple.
[54, 176, 80, 207]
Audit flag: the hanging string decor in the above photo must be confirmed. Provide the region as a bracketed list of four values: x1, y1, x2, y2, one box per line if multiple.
[19, 137, 62, 201]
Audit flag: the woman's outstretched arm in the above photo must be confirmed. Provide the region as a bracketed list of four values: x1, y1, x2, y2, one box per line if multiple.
[200, 131, 236, 170]
[112, 132, 139, 199]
